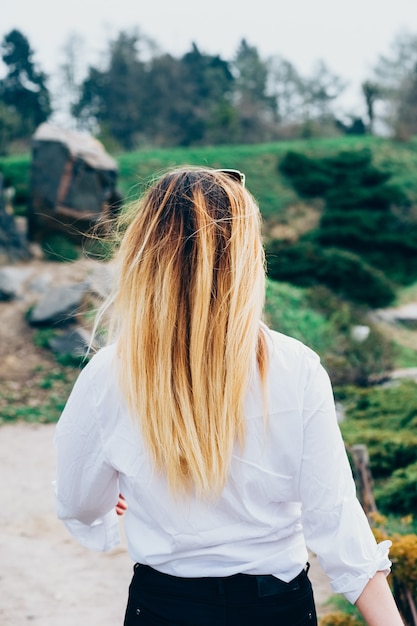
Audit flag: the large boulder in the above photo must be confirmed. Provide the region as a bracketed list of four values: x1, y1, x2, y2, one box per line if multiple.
[27, 123, 122, 242]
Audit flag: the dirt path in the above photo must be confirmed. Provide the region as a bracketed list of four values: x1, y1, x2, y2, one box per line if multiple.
[0, 422, 333, 626]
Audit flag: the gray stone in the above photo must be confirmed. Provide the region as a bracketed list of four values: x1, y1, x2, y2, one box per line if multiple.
[0, 267, 32, 301]
[28, 282, 88, 326]
[350, 325, 370, 342]
[48, 326, 92, 358]
[375, 303, 417, 328]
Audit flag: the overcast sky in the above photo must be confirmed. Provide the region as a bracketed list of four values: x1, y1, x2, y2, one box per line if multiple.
[2, 0, 417, 116]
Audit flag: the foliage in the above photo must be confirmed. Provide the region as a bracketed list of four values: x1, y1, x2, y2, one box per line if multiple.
[376, 463, 417, 515]
[0, 151, 30, 210]
[41, 233, 80, 262]
[69, 29, 349, 150]
[0, 30, 51, 150]
[370, 513, 417, 624]
[264, 281, 395, 387]
[371, 31, 417, 139]
[2, 134, 417, 220]
[277, 147, 417, 290]
[266, 241, 395, 307]
[74, 34, 239, 150]
[343, 428, 417, 478]
[336, 380, 417, 429]
[337, 381, 417, 514]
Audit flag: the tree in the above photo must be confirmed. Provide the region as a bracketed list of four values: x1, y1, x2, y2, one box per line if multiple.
[267, 56, 345, 138]
[371, 30, 417, 137]
[55, 33, 87, 128]
[143, 44, 236, 146]
[0, 29, 51, 142]
[178, 44, 236, 145]
[0, 102, 21, 155]
[73, 30, 151, 149]
[301, 60, 346, 126]
[267, 56, 305, 125]
[361, 81, 382, 133]
[395, 65, 417, 139]
[233, 39, 277, 142]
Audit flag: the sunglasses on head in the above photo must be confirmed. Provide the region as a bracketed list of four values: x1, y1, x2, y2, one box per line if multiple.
[215, 169, 246, 187]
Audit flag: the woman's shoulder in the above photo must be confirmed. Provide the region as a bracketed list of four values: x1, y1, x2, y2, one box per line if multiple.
[81, 343, 118, 379]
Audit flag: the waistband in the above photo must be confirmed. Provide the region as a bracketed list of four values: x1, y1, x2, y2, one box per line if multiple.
[132, 563, 310, 599]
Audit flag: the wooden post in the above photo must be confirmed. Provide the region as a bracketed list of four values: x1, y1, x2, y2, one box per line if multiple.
[349, 444, 378, 518]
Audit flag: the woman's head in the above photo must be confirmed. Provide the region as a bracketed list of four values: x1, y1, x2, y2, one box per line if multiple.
[109, 166, 268, 496]
[118, 167, 263, 308]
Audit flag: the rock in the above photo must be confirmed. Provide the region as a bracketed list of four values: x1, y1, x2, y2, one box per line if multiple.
[28, 282, 88, 326]
[350, 325, 370, 342]
[375, 303, 417, 328]
[28, 123, 121, 242]
[389, 367, 417, 382]
[48, 326, 92, 358]
[0, 266, 32, 301]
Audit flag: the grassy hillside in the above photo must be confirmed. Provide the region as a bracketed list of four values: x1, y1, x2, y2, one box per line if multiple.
[3, 135, 417, 219]
[2, 134, 417, 371]
[116, 135, 417, 219]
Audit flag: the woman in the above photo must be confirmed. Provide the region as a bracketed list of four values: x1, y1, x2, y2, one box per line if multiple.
[55, 167, 404, 625]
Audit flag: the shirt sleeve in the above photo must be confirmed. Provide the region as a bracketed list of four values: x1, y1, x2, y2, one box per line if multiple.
[299, 358, 391, 604]
[54, 359, 120, 552]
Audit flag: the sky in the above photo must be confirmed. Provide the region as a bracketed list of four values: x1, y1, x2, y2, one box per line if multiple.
[2, 0, 417, 118]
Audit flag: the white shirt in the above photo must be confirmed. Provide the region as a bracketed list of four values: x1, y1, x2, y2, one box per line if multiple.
[54, 326, 391, 604]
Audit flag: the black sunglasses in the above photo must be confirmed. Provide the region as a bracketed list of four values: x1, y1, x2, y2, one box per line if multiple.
[215, 169, 246, 187]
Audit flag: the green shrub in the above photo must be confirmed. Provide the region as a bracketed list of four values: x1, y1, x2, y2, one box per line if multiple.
[336, 380, 417, 429]
[0, 153, 30, 209]
[41, 233, 80, 262]
[278, 147, 417, 285]
[376, 463, 417, 515]
[266, 242, 395, 307]
[324, 329, 395, 387]
[342, 427, 417, 477]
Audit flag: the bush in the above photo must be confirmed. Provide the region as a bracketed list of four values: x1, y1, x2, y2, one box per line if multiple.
[278, 148, 417, 285]
[336, 380, 417, 429]
[341, 427, 417, 477]
[338, 382, 417, 515]
[41, 233, 80, 262]
[324, 329, 395, 387]
[376, 463, 417, 515]
[266, 242, 395, 307]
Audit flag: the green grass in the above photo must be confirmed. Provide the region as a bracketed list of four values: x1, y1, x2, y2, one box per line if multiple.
[264, 279, 335, 355]
[0, 362, 79, 425]
[0, 151, 30, 214]
[113, 135, 417, 221]
[3, 135, 417, 221]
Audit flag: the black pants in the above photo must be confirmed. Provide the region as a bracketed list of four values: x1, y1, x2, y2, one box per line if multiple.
[124, 563, 317, 625]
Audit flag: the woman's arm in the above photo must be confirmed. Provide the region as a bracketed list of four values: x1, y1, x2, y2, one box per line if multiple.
[355, 572, 404, 626]
[54, 358, 121, 551]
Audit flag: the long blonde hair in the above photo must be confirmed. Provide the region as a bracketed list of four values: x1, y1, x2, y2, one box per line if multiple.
[106, 167, 268, 496]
